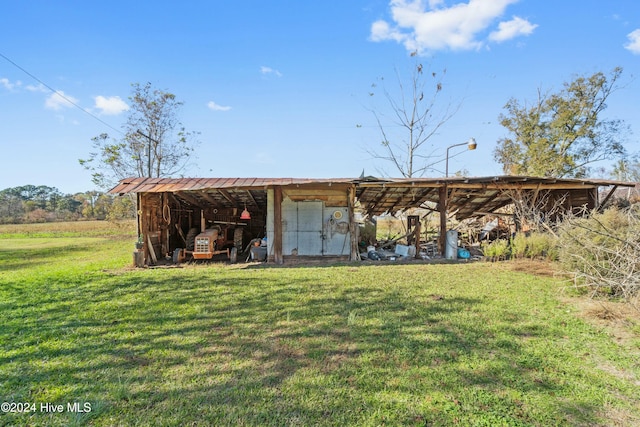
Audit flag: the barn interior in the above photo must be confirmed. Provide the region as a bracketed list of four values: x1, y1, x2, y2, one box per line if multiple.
[129, 179, 271, 264]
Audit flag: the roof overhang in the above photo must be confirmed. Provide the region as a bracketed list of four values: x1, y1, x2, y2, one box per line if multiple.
[109, 175, 636, 218]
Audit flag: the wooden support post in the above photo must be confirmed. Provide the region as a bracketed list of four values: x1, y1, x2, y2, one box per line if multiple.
[414, 218, 421, 259]
[596, 185, 618, 213]
[136, 193, 142, 238]
[439, 185, 447, 256]
[348, 185, 360, 261]
[273, 186, 283, 264]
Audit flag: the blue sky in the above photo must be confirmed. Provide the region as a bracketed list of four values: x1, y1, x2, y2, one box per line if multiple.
[1, 0, 639, 194]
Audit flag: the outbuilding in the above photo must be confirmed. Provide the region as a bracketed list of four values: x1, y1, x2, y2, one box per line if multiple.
[110, 175, 634, 266]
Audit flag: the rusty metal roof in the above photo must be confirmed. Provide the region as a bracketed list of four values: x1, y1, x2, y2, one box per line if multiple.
[109, 177, 355, 194]
[354, 175, 635, 218]
[109, 175, 635, 218]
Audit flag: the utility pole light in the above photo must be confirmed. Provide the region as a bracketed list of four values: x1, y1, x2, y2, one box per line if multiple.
[445, 138, 477, 178]
[440, 138, 477, 257]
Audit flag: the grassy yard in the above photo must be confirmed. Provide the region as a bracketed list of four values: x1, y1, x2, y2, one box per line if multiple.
[0, 222, 639, 426]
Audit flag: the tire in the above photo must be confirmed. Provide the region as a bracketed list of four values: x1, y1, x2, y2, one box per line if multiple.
[233, 228, 243, 251]
[229, 247, 238, 264]
[173, 248, 183, 263]
[185, 228, 199, 251]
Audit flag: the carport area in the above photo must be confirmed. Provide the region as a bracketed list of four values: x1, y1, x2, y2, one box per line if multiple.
[354, 175, 634, 256]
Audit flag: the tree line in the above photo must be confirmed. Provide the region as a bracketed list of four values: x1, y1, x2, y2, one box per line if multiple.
[0, 185, 135, 224]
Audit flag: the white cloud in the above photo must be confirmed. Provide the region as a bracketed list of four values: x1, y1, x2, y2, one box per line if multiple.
[207, 101, 232, 111]
[45, 90, 78, 110]
[624, 29, 640, 54]
[94, 95, 129, 115]
[489, 16, 538, 42]
[26, 83, 48, 93]
[1, 78, 21, 90]
[260, 66, 283, 77]
[371, 0, 536, 53]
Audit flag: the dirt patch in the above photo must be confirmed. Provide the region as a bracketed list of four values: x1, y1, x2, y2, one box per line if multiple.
[504, 259, 564, 278]
[567, 297, 640, 346]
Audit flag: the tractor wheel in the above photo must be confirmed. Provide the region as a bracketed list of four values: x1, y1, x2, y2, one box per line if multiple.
[185, 228, 199, 251]
[233, 228, 243, 251]
[230, 247, 238, 264]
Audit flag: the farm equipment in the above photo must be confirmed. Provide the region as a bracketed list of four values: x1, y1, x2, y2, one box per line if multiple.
[192, 228, 230, 259]
[183, 211, 241, 263]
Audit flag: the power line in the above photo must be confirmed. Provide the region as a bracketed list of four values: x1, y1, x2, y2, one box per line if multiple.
[0, 51, 125, 137]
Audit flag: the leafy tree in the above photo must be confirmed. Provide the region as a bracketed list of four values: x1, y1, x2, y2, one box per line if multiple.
[366, 52, 459, 178]
[80, 82, 199, 188]
[494, 68, 628, 178]
[0, 185, 83, 223]
[0, 190, 24, 223]
[106, 195, 136, 221]
[612, 157, 640, 182]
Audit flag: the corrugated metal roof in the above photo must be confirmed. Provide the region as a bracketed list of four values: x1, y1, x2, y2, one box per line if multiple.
[109, 176, 635, 219]
[109, 177, 356, 194]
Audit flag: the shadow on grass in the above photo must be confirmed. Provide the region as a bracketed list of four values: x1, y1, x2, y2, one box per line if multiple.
[0, 265, 622, 426]
[0, 243, 91, 272]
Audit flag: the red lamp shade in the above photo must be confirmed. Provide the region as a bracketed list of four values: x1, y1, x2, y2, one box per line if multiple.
[240, 207, 251, 220]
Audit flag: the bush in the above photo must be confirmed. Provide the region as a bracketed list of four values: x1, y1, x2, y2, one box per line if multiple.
[510, 233, 528, 259]
[525, 232, 558, 261]
[482, 239, 509, 261]
[557, 207, 640, 301]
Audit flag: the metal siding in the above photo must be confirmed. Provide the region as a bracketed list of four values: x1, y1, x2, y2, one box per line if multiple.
[297, 201, 323, 255]
[281, 200, 323, 256]
[282, 200, 298, 255]
[323, 207, 350, 255]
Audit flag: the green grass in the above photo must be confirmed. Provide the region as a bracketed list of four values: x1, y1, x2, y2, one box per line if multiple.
[1, 223, 639, 426]
[0, 220, 136, 239]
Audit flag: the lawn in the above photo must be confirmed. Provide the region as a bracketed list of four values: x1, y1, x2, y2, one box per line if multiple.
[0, 222, 639, 426]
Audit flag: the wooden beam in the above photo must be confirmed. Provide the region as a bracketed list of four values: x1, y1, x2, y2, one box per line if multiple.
[175, 191, 201, 207]
[470, 190, 504, 213]
[357, 182, 605, 190]
[348, 185, 360, 261]
[245, 189, 258, 208]
[147, 234, 157, 265]
[367, 186, 391, 214]
[472, 211, 515, 217]
[273, 186, 283, 264]
[439, 185, 447, 256]
[596, 185, 618, 212]
[217, 189, 237, 206]
[199, 190, 219, 206]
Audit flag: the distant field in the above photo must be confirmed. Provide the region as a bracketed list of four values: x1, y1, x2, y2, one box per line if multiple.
[0, 220, 136, 239]
[0, 221, 639, 426]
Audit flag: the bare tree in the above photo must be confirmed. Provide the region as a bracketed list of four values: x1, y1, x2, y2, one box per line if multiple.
[80, 82, 199, 188]
[366, 52, 459, 178]
[502, 188, 569, 236]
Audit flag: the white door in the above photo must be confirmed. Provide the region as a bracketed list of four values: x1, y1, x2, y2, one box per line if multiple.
[282, 201, 323, 256]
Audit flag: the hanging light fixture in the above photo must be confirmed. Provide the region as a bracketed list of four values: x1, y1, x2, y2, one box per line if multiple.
[240, 202, 251, 220]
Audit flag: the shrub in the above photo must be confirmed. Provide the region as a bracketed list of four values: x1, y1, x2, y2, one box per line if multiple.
[557, 206, 640, 301]
[510, 233, 528, 259]
[482, 239, 509, 261]
[525, 232, 559, 261]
